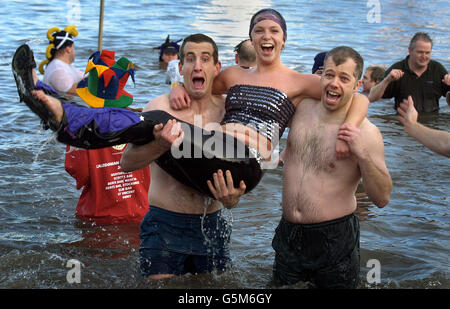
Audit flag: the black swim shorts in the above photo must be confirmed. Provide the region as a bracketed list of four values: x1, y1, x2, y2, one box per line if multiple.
[139, 205, 232, 277]
[272, 213, 360, 289]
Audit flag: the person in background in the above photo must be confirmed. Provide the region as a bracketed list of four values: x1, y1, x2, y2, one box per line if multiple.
[157, 35, 181, 68]
[361, 65, 385, 94]
[65, 50, 151, 224]
[39, 26, 84, 95]
[312, 51, 327, 76]
[369, 32, 450, 112]
[397, 95, 450, 157]
[234, 39, 256, 69]
[156, 35, 184, 87]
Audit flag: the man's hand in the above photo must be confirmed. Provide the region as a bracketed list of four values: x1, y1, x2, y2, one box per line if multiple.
[397, 96, 418, 134]
[337, 123, 367, 159]
[169, 84, 191, 110]
[386, 69, 404, 82]
[207, 169, 246, 209]
[335, 139, 351, 160]
[153, 119, 184, 150]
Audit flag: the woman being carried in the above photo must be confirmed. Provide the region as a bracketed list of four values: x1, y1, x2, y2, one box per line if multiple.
[12, 10, 368, 198]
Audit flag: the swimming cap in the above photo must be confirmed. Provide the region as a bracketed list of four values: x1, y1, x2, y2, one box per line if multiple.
[249, 8, 287, 41]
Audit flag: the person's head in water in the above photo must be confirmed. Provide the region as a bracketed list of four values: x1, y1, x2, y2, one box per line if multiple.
[362, 65, 385, 93]
[312, 51, 327, 75]
[178, 33, 221, 99]
[39, 25, 78, 74]
[234, 39, 256, 68]
[249, 8, 287, 65]
[408, 32, 433, 70]
[158, 35, 181, 66]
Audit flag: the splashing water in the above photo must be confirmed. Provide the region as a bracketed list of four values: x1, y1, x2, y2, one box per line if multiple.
[33, 132, 58, 163]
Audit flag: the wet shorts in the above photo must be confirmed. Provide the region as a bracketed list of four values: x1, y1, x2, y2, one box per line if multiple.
[139, 205, 231, 277]
[272, 213, 360, 289]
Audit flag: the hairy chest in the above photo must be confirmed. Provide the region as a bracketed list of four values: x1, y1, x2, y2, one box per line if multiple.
[286, 112, 342, 174]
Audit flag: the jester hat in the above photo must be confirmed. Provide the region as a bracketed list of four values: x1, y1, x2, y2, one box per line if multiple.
[76, 50, 135, 108]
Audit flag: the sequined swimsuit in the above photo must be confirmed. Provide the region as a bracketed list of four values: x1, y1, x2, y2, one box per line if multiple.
[220, 84, 296, 143]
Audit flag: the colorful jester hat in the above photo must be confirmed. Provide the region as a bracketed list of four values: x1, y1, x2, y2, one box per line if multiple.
[76, 50, 135, 108]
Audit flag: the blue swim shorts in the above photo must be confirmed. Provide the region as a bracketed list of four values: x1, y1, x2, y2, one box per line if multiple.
[139, 205, 232, 277]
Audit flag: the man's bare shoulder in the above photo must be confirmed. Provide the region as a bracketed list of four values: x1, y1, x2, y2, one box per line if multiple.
[143, 94, 170, 112]
[294, 96, 320, 109]
[360, 118, 383, 144]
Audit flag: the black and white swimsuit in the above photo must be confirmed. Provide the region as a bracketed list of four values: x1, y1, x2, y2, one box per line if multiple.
[221, 84, 296, 143]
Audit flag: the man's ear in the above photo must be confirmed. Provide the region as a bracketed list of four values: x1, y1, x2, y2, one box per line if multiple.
[215, 60, 222, 77]
[235, 54, 239, 65]
[178, 60, 183, 76]
[354, 79, 362, 92]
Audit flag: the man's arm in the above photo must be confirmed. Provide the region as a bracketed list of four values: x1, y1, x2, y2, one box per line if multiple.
[120, 97, 184, 172]
[368, 69, 404, 102]
[338, 123, 392, 208]
[120, 119, 184, 172]
[398, 96, 450, 157]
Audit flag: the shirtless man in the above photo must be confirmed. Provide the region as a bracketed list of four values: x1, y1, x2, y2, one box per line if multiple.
[272, 46, 392, 289]
[120, 34, 246, 279]
[31, 34, 246, 279]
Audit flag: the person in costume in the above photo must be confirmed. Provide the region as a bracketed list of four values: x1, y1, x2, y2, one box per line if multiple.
[16, 46, 150, 224]
[65, 50, 151, 224]
[155, 35, 183, 87]
[39, 26, 84, 95]
[169, 8, 370, 161]
[311, 51, 327, 76]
